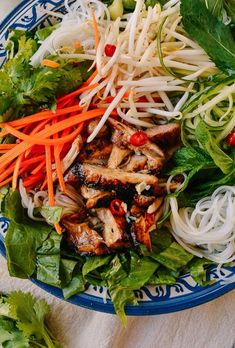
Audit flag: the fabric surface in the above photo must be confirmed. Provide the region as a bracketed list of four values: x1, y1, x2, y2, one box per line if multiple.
[0, 2, 235, 348]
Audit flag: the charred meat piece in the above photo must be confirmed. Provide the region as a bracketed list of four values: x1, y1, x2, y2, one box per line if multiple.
[96, 208, 132, 248]
[78, 138, 112, 163]
[80, 185, 115, 209]
[122, 154, 147, 172]
[145, 124, 180, 146]
[133, 194, 155, 208]
[68, 163, 158, 193]
[108, 145, 131, 169]
[131, 205, 163, 250]
[63, 221, 108, 255]
[109, 118, 165, 171]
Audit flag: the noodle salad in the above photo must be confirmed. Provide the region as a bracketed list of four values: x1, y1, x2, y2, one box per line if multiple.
[0, 0, 234, 322]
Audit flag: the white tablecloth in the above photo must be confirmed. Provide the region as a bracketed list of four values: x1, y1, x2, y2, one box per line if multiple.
[0, 2, 235, 348]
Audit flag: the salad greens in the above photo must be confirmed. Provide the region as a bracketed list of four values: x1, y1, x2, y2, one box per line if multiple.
[0, 291, 61, 348]
[0, 0, 234, 325]
[2, 189, 213, 324]
[180, 0, 235, 74]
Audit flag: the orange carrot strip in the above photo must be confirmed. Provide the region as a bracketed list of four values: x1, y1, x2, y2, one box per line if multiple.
[4, 109, 104, 145]
[23, 173, 45, 188]
[31, 160, 46, 175]
[54, 223, 62, 235]
[5, 123, 82, 146]
[0, 176, 14, 188]
[0, 142, 32, 169]
[21, 155, 45, 167]
[12, 153, 23, 191]
[24, 120, 49, 157]
[90, 6, 100, 49]
[86, 69, 98, 85]
[41, 59, 60, 68]
[0, 144, 15, 149]
[45, 144, 54, 206]
[57, 83, 99, 104]
[0, 105, 83, 129]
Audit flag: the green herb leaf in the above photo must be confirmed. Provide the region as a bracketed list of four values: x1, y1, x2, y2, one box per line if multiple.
[181, 0, 235, 74]
[195, 120, 233, 174]
[7, 291, 61, 348]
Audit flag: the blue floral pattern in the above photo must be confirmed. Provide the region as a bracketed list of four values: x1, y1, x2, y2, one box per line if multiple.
[0, 0, 234, 315]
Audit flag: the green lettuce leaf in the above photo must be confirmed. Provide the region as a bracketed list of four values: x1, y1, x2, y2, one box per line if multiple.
[36, 232, 62, 288]
[82, 255, 112, 276]
[63, 271, 85, 300]
[151, 242, 194, 272]
[148, 267, 179, 285]
[40, 206, 63, 225]
[188, 258, 214, 286]
[102, 256, 138, 325]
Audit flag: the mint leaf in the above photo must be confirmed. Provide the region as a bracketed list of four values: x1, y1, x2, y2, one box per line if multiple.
[181, 0, 235, 74]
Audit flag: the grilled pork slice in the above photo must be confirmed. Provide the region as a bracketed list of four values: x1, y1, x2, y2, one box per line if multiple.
[68, 163, 158, 191]
[96, 208, 131, 248]
[131, 204, 163, 250]
[80, 185, 115, 209]
[78, 138, 112, 163]
[63, 221, 108, 255]
[109, 118, 165, 171]
[122, 154, 147, 172]
[108, 145, 131, 169]
[133, 194, 155, 208]
[145, 124, 180, 145]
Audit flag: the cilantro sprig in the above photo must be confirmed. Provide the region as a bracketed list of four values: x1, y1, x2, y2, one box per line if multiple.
[0, 291, 61, 348]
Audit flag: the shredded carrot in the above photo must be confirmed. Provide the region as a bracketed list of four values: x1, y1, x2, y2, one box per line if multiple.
[57, 83, 99, 104]
[4, 109, 104, 145]
[86, 69, 98, 86]
[90, 6, 100, 49]
[5, 123, 82, 146]
[54, 223, 63, 235]
[31, 160, 46, 175]
[12, 153, 23, 191]
[45, 144, 54, 206]
[41, 59, 60, 68]
[0, 105, 83, 130]
[23, 173, 45, 188]
[0, 144, 15, 149]
[0, 176, 14, 188]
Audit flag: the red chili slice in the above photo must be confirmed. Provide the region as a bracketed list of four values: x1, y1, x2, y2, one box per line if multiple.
[110, 199, 126, 216]
[129, 131, 148, 146]
[227, 132, 235, 147]
[104, 44, 116, 57]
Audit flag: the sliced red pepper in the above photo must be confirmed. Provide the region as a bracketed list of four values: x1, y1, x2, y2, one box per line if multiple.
[110, 199, 126, 216]
[129, 130, 148, 147]
[227, 132, 235, 147]
[104, 44, 116, 57]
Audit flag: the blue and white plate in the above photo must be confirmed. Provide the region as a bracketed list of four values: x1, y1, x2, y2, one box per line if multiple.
[0, 0, 234, 315]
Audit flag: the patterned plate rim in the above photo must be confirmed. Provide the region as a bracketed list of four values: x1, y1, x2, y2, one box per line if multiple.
[0, 1, 234, 316]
